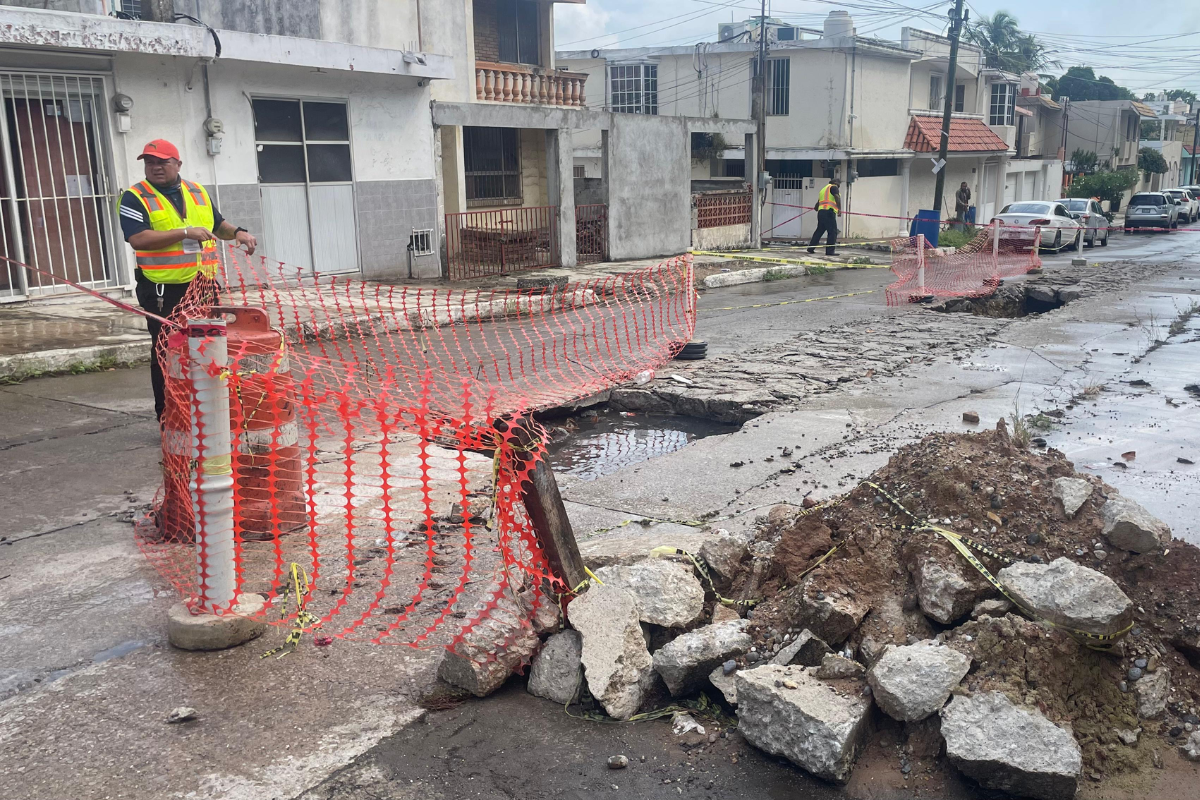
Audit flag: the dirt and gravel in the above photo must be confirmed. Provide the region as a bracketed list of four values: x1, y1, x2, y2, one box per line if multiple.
[727, 422, 1200, 792]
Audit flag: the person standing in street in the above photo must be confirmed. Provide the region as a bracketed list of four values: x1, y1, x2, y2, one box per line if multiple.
[807, 177, 841, 256]
[954, 181, 972, 231]
[119, 139, 258, 421]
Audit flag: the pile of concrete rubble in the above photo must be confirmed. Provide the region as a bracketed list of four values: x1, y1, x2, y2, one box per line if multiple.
[438, 422, 1200, 799]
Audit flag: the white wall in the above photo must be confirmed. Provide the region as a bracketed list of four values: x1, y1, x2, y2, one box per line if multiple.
[843, 173, 905, 239]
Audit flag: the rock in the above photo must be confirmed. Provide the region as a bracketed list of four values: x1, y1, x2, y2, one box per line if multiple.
[1128, 667, 1144, 681]
[579, 531, 713, 570]
[592, 561, 705, 628]
[699, 533, 749, 588]
[736, 664, 871, 783]
[166, 593, 268, 651]
[816, 653, 865, 680]
[1135, 668, 1170, 719]
[1052, 477, 1093, 518]
[515, 584, 562, 636]
[772, 629, 833, 668]
[712, 604, 741, 624]
[790, 583, 870, 645]
[905, 537, 995, 625]
[971, 598, 1013, 619]
[709, 665, 739, 705]
[941, 692, 1081, 800]
[1116, 728, 1140, 746]
[1182, 731, 1200, 762]
[652, 620, 752, 696]
[570, 585, 654, 720]
[858, 636, 886, 666]
[963, 411, 980, 424]
[167, 707, 199, 723]
[1026, 285, 1059, 305]
[867, 641, 971, 722]
[607, 755, 628, 770]
[527, 631, 584, 706]
[1058, 288, 1082, 303]
[1100, 495, 1171, 553]
[998, 557, 1133, 638]
[439, 592, 541, 697]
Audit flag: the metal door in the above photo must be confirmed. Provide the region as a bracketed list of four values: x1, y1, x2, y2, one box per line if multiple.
[0, 72, 119, 302]
[981, 163, 998, 222]
[769, 177, 808, 240]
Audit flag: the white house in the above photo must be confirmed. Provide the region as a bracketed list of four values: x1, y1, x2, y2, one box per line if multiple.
[559, 11, 1066, 240]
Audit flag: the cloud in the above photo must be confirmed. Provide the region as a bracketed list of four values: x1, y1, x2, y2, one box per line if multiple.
[555, 4, 619, 51]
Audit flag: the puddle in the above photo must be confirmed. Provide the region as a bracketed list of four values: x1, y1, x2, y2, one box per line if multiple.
[543, 408, 737, 481]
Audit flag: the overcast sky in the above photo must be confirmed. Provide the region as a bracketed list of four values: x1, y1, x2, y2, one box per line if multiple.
[555, 1, 1200, 95]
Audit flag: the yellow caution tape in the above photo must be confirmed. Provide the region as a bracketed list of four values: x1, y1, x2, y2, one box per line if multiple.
[261, 563, 322, 659]
[197, 453, 233, 476]
[708, 289, 877, 311]
[862, 481, 1132, 649]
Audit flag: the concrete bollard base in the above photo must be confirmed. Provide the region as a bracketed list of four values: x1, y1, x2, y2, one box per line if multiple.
[167, 593, 268, 651]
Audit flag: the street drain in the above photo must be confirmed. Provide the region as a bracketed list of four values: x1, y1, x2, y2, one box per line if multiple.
[935, 282, 1072, 318]
[543, 408, 738, 481]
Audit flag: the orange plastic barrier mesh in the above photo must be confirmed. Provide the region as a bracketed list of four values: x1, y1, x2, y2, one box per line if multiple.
[886, 227, 1042, 306]
[140, 248, 695, 662]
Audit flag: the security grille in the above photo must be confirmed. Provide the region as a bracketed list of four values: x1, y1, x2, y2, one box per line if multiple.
[409, 228, 433, 256]
[752, 58, 790, 116]
[0, 72, 121, 301]
[609, 64, 658, 115]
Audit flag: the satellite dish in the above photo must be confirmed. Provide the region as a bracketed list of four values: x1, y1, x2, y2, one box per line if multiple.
[591, 49, 600, 59]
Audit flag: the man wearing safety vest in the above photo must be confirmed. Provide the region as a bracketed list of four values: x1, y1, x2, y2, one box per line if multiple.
[807, 176, 841, 256]
[119, 139, 258, 421]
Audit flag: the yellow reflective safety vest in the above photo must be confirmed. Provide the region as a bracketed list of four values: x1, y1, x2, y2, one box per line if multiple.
[125, 179, 219, 284]
[816, 183, 840, 214]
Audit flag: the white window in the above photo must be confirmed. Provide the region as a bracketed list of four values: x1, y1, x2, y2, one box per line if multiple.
[989, 82, 1015, 126]
[609, 64, 658, 115]
[929, 74, 943, 111]
[752, 58, 790, 116]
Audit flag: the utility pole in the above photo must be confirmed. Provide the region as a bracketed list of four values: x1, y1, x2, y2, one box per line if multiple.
[932, 0, 967, 216]
[751, 0, 767, 178]
[1191, 107, 1199, 183]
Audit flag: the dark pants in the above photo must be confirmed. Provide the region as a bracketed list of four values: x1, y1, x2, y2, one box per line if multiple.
[134, 271, 194, 421]
[808, 209, 839, 255]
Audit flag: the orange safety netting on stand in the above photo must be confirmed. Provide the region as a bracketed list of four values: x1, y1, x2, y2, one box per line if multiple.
[885, 225, 1042, 306]
[140, 248, 696, 662]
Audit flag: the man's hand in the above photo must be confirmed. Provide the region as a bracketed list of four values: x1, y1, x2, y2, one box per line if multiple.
[183, 226, 216, 242]
[235, 230, 257, 256]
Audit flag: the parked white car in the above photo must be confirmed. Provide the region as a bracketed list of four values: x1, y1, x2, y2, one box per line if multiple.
[1056, 198, 1110, 247]
[1164, 188, 1198, 223]
[994, 201, 1083, 250]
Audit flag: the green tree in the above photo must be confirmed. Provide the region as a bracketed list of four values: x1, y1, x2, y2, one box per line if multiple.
[1065, 169, 1139, 211]
[1053, 66, 1135, 101]
[965, 11, 1055, 73]
[1069, 149, 1098, 173]
[1138, 147, 1168, 174]
[1167, 89, 1198, 106]
[1141, 119, 1162, 140]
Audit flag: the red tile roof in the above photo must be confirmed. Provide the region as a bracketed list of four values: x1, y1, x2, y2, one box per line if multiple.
[1187, 144, 1197, 156]
[904, 116, 1009, 153]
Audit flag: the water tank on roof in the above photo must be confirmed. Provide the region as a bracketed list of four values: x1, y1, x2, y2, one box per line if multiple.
[823, 10, 854, 39]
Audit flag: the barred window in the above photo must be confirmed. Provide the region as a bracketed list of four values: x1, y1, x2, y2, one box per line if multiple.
[752, 57, 790, 116]
[989, 82, 1015, 127]
[609, 64, 658, 115]
[464, 127, 522, 204]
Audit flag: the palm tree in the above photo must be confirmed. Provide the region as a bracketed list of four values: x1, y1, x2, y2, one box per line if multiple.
[965, 12, 1056, 74]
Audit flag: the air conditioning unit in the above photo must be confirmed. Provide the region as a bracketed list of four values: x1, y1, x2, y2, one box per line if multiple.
[718, 22, 746, 42]
[775, 26, 798, 41]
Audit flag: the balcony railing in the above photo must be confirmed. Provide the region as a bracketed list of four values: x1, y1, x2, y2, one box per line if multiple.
[475, 62, 587, 107]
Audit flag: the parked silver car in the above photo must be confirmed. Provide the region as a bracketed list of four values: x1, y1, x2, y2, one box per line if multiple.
[1057, 198, 1110, 247]
[1164, 188, 1198, 223]
[1125, 192, 1181, 232]
[994, 201, 1083, 250]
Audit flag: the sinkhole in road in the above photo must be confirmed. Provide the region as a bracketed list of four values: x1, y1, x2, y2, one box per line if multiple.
[542, 408, 738, 482]
[934, 283, 1069, 318]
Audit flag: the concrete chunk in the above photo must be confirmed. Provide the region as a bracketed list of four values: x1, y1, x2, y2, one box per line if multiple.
[816, 653, 865, 680]
[1101, 495, 1171, 553]
[592, 560, 705, 628]
[699, 532, 749, 588]
[1135, 668, 1170, 720]
[569, 585, 654, 720]
[905, 537, 995, 625]
[166, 594, 267, 651]
[941, 692, 1081, 800]
[736, 664, 871, 783]
[792, 583, 870, 645]
[1052, 477, 1093, 518]
[652, 620, 752, 696]
[998, 557, 1133, 638]
[527, 630, 584, 706]
[439, 596, 540, 697]
[867, 641, 971, 721]
[771, 629, 832, 667]
[709, 665, 738, 705]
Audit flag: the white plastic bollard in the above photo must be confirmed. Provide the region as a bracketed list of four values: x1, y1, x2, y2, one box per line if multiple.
[992, 220, 1000, 259]
[916, 233, 926, 294]
[187, 318, 237, 613]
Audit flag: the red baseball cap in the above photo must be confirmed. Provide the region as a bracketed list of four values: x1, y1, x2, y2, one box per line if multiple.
[137, 139, 180, 161]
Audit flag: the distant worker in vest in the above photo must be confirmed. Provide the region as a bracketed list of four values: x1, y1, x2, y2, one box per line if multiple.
[119, 139, 258, 421]
[807, 177, 841, 256]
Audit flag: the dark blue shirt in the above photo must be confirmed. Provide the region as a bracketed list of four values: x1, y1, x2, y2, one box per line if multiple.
[119, 180, 224, 242]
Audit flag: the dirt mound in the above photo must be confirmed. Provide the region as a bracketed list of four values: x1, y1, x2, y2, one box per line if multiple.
[732, 421, 1200, 783]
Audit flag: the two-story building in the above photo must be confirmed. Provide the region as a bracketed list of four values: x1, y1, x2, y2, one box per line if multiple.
[559, 13, 1065, 241]
[0, 0, 755, 302]
[1138, 93, 1188, 191]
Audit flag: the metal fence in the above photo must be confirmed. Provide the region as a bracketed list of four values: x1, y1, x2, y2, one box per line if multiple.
[576, 203, 607, 265]
[445, 206, 559, 281]
[694, 191, 752, 229]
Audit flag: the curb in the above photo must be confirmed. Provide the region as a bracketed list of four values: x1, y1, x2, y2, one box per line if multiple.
[703, 264, 807, 288]
[0, 340, 151, 381]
